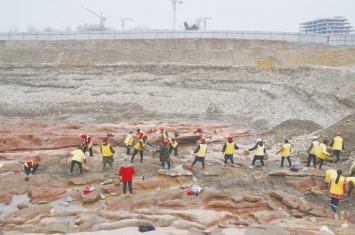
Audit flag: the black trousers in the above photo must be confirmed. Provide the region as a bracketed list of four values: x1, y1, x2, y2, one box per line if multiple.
[281, 156, 291, 167]
[83, 145, 93, 157]
[332, 150, 341, 163]
[131, 149, 144, 162]
[224, 154, 234, 164]
[252, 155, 264, 166]
[330, 197, 340, 207]
[70, 160, 83, 175]
[306, 153, 316, 167]
[24, 164, 39, 175]
[123, 181, 133, 194]
[169, 146, 178, 156]
[192, 156, 205, 167]
[126, 145, 132, 155]
[315, 158, 324, 169]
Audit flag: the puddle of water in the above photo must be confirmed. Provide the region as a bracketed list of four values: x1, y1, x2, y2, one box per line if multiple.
[51, 199, 83, 211]
[0, 194, 32, 220]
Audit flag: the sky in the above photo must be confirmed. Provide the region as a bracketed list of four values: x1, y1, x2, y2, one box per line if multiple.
[1, 0, 354, 32]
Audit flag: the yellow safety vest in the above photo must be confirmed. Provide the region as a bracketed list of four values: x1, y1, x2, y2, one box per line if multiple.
[224, 142, 235, 154]
[135, 140, 147, 151]
[101, 143, 113, 157]
[330, 175, 345, 195]
[255, 144, 265, 156]
[281, 143, 291, 157]
[163, 130, 168, 139]
[325, 169, 337, 183]
[346, 177, 355, 187]
[309, 141, 319, 154]
[125, 134, 134, 145]
[72, 149, 84, 162]
[196, 144, 207, 157]
[332, 136, 343, 150]
[316, 143, 327, 159]
[169, 138, 178, 148]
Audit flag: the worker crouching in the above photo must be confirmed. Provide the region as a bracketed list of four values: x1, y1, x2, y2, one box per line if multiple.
[68, 145, 87, 176]
[156, 139, 171, 170]
[222, 136, 239, 167]
[101, 137, 115, 170]
[79, 133, 93, 157]
[190, 137, 207, 170]
[23, 160, 39, 176]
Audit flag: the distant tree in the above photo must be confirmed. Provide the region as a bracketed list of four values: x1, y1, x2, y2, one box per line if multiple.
[184, 22, 199, 30]
[77, 23, 113, 31]
[43, 27, 55, 32]
[63, 26, 72, 32]
[27, 25, 37, 33]
[134, 25, 150, 31]
[6, 25, 19, 33]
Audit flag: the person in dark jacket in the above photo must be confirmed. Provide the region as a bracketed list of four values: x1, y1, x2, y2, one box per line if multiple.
[156, 139, 171, 170]
[248, 138, 266, 170]
[222, 136, 239, 167]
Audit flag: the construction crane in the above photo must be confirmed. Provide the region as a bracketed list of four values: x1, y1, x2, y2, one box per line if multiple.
[171, 0, 183, 30]
[111, 18, 133, 31]
[201, 17, 212, 30]
[81, 6, 106, 30]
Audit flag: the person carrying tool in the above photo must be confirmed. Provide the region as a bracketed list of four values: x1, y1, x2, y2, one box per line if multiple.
[23, 159, 39, 176]
[348, 162, 355, 177]
[330, 131, 345, 163]
[156, 139, 171, 170]
[136, 128, 145, 140]
[159, 127, 169, 142]
[100, 137, 115, 170]
[119, 156, 136, 198]
[248, 138, 266, 170]
[168, 138, 179, 156]
[346, 176, 355, 196]
[79, 133, 93, 157]
[131, 136, 155, 163]
[306, 136, 319, 167]
[276, 139, 292, 168]
[190, 137, 207, 170]
[221, 136, 239, 167]
[124, 131, 134, 155]
[325, 169, 337, 189]
[68, 145, 87, 176]
[328, 169, 348, 213]
[315, 139, 331, 170]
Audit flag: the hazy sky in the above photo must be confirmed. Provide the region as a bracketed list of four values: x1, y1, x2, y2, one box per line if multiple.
[1, 0, 354, 32]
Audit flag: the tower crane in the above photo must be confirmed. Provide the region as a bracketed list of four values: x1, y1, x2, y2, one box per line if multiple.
[112, 18, 133, 31]
[200, 17, 212, 30]
[81, 6, 106, 30]
[170, 0, 183, 30]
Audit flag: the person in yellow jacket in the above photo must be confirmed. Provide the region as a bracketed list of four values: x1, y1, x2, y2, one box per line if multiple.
[168, 138, 179, 156]
[330, 132, 345, 163]
[315, 139, 331, 170]
[248, 138, 266, 170]
[328, 169, 348, 213]
[68, 145, 86, 176]
[100, 137, 115, 170]
[131, 136, 155, 163]
[276, 139, 292, 168]
[79, 133, 93, 157]
[306, 136, 319, 167]
[325, 169, 337, 189]
[160, 127, 169, 142]
[348, 162, 355, 177]
[124, 131, 134, 155]
[221, 136, 239, 167]
[190, 137, 207, 170]
[346, 177, 355, 196]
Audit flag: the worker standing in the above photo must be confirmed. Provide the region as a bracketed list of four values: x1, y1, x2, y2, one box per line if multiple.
[124, 131, 134, 155]
[23, 160, 39, 176]
[221, 136, 239, 167]
[131, 136, 155, 163]
[348, 162, 355, 177]
[325, 169, 337, 189]
[248, 138, 266, 170]
[306, 136, 319, 167]
[156, 139, 171, 170]
[119, 156, 136, 198]
[276, 139, 292, 168]
[79, 133, 93, 157]
[330, 132, 345, 163]
[190, 137, 207, 170]
[100, 137, 115, 170]
[136, 128, 145, 140]
[68, 145, 86, 176]
[160, 128, 169, 142]
[168, 138, 179, 156]
[315, 139, 331, 170]
[328, 169, 348, 213]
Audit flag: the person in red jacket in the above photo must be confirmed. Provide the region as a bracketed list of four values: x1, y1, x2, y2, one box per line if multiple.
[119, 155, 136, 198]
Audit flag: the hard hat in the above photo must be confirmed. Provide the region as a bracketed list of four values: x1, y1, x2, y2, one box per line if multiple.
[187, 189, 193, 195]
[160, 127, 164, 131]
[163, 139, 169, 145]
[227, 136, 233, 140]
[200, 137, 206, 142]
[26, 160, 33, 167]
[79, 133, 87, 138]
[335, 131, 341, 136]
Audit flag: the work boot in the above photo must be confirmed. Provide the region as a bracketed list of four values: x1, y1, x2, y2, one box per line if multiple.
[121, 194, 127, 198]
[128, 193, 132, 198]
[161, 164, 165, 169]
[68, 171, 72, 175]
[249, 165, 254, 170]
[231, 164, 235, 167]
[223, 164, 227, 167]
[202, 166, 206, 170]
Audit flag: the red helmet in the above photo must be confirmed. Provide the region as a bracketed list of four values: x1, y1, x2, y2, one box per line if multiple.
[187, 189, 194, 195]
[80, 133, 87, 138]
[227, 136, 233, 140]
[163, 139, 169, 145]
[160, 127, 164, 131]
[200, 137, 206, 142]
[335, 131, 341, 136]
[26, 160, 33, 167]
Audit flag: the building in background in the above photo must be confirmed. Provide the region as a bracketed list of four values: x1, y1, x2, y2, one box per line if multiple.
[300, 16, 354, 34]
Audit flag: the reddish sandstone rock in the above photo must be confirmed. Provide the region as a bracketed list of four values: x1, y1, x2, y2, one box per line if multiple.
[81, 191, 101, 203]
[309, 209, 327, 217]
[282, 195, 301, 209]
[171, 220, 206, 230]
[68, 177, 87, 185]
[244, 194, 263, 202]
[270, 191, 288, 200]
[298, 200, 311, 212]
[28, 186, 66, 203]
[206, 200, 263, 209]
[176, 177, 189, 185]
[290, 209, 305, 218]
[286, 177, 316, 192]
[0, 191, 13, 205]
[347, 211, 355, 224]
[251, 210, 288, 223]
[4, 205, 53, 225]
[157, 199, 188, 207]
[266, 200, 278, 210]
[133, 178, 164, 190]
[98, 219, 151, 231]
[16, 204, 29, 210]
[231, 195, 244, 203]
